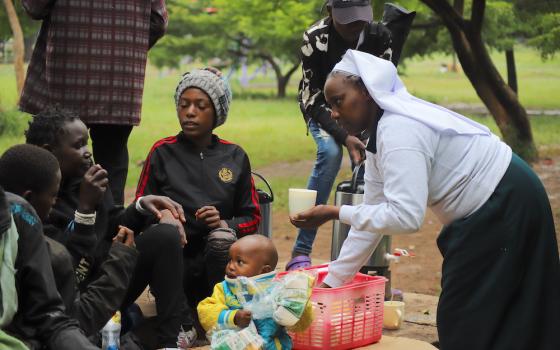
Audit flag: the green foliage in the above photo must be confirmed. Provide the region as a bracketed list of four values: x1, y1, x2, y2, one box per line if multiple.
[0, 2, 40, 40]
[388, 0, 560, 63]
[483, 1, 519, 51]
[0, 107, 29, 136]
[149, 0, 325, 96]
[149, 0, 231, 68]
[526, 12, 560, 59]
[482, 0, 560, 58]
[150, 0, 323, 69]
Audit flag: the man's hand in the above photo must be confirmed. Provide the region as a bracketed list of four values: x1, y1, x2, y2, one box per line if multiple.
[78, 164, 108, 213]
[356, 22, 392, 57]
[113, 225, 135, 248]
[159, 209, 187, 247]
[140, 195, 186, 223]
[195, 206, 228, 229]
[234, 310, 252, 328]
[290, 205, 340, 229]
[345, 135, 366, 165]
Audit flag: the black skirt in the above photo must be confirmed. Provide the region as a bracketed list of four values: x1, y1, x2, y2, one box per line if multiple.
[436, 153, 560, 350]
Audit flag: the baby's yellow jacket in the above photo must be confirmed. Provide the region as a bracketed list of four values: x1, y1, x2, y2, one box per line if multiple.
[197, 271, 313, 348]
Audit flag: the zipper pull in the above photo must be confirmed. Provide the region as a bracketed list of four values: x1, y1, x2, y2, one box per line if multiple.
[200, 152, 204, 160]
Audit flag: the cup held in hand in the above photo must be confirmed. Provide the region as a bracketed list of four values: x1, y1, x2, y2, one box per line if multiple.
[288, 189, 317, 216]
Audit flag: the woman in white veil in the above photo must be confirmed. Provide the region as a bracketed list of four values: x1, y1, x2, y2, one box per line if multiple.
[291, 50, 560, 350]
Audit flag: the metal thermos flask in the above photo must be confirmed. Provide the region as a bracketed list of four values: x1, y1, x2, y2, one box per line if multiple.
[331, 164, 392, 294]
[252, 172, 273, 238]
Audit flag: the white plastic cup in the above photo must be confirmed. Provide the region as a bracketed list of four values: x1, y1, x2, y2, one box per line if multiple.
[288, 189, 317, 216]
[383, 300, 405, 330]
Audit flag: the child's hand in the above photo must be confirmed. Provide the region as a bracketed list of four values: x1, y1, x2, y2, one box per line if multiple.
[195, 206, 228, 229]
[113, 225, 135, 248]
[78, 164, 108, 213]
[234, 310, 252, 328]
[159, 209, 187, 247]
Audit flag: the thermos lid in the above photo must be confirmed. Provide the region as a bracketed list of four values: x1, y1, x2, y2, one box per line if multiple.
[256, 189, 273, 204]
[337, 180, 365, 194]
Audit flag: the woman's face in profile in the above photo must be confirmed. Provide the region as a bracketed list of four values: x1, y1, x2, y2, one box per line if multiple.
[324, 74, 376, 135]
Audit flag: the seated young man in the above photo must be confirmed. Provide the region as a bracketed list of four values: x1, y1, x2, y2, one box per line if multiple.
[25, 107, 189, 349]
[0, 185, 99, 350]
[0, 144, 139, 337]
[135, 69, 261, 321]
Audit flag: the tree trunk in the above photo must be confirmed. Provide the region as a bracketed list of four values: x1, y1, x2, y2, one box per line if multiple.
[264, 55, 300, 98]
[505, 48, 518, 94]
[451, 53, 458, 72]
[422, 0, 537, 162]
[3, 0, 25, 95]
[277, 76, 289, 98]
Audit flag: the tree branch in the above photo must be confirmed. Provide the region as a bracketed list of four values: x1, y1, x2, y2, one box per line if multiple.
[470, 0, 486, 33]
[285, 61, 300, 79]
[453, 0, 464, 16]
[412, 20, 443, 30]
[421, 0, 465, 32]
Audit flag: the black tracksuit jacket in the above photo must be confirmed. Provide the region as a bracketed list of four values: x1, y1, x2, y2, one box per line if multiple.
[135, 133, 261, 240]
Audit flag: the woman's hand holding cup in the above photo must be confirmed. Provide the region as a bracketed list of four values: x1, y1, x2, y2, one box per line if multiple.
[290, 204, 340, 229]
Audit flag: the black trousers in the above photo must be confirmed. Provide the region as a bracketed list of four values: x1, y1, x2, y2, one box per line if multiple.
[88, 124, 133, 206]
[121, 224, 185, 348]
[181, 230, 237, 327]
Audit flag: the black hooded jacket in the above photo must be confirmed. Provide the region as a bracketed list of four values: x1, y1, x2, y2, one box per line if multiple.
[44, 179, 145, 287]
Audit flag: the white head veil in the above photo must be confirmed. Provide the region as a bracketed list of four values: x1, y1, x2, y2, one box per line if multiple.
[332, 50, 491, 136]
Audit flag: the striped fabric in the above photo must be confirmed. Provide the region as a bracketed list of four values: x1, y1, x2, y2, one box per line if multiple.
[20, 0, 168, 125]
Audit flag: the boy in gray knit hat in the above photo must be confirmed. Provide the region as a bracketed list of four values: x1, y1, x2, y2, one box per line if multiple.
[136, 68, 261, 346]
[174, 69, 232, 128]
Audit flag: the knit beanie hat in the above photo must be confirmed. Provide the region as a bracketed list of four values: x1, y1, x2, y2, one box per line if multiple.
[174, 69, 232, 127]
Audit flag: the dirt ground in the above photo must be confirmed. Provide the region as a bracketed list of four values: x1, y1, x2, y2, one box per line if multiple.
[266, 155, 560, 296]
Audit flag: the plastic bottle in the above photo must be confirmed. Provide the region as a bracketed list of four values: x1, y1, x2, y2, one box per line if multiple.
[101, 311, 121, 350]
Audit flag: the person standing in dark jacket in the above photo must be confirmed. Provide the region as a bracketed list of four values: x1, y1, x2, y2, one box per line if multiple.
[288, 0, 413, 270]
[19, 0, 168, 206]
[135, 69, 261, 341]
[25, 108, 189, 349]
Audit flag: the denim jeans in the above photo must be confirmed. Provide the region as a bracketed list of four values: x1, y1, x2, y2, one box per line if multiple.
[293, 120, 343, 256]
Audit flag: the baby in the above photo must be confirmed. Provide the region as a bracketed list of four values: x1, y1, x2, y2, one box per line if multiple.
[197, 235, 313, 350]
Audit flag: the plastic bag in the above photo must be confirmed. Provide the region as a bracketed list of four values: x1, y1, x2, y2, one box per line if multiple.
[272, 272, 315, 327]
[241, 271, 315, 324]
[209, 271, 316, 349]
[211, 321, 264, 350]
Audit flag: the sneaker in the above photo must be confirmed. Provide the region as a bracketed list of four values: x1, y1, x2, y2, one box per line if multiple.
[176, 325, 197, 349]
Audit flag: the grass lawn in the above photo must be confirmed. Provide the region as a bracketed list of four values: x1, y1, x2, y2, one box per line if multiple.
[1, 46, 559, 209]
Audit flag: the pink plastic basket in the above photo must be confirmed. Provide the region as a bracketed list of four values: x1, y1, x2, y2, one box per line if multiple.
[280, 264, 386, 350]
